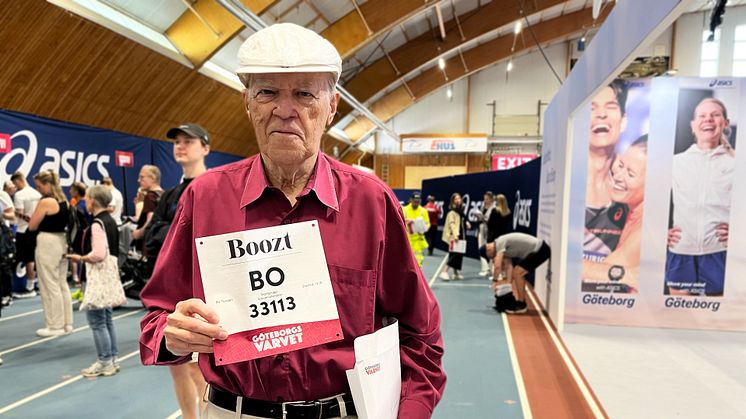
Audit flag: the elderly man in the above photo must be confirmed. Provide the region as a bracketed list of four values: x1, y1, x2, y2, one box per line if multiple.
[139, 23, 445, 419]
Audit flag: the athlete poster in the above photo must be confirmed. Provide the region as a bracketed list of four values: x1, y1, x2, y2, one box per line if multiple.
[565, 77, 746, 331]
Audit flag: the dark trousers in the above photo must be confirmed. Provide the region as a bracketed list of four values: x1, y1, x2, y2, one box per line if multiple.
[0, 261, 11, 316]
[426, 225, 439, 255]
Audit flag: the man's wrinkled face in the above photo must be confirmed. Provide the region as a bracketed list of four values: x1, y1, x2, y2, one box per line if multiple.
[243, 73, 340, 167]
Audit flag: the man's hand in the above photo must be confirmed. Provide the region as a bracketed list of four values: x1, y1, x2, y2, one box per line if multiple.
[667, 226, 682, 248]
[163, 298, 228, 356]
[715, 223, 729, 244]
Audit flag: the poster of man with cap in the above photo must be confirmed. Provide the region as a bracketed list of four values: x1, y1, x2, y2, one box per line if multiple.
[403, 192, 430, 266]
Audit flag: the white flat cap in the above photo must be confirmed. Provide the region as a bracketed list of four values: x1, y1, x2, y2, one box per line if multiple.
[236, 23, 342, 83]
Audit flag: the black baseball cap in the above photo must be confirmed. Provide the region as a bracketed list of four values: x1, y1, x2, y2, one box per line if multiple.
[411, 192, 422, 200]
[167, 123, 210, 145]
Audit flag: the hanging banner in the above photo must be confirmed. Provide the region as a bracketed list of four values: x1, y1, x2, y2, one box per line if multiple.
[0, 110, 243, 215]
[0, 110, 150, 209]
[565, 77, 746, 331]
[491, 154, 537, 170]
[401, 136, 488, 153]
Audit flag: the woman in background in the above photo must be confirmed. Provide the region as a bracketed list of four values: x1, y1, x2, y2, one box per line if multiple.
[28, 171, 72, 337]
[66, 185, 122, 377]
[440, 192, 471, 281]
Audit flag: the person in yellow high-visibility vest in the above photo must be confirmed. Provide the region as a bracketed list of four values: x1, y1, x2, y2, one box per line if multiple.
[402, 192, 430, 266]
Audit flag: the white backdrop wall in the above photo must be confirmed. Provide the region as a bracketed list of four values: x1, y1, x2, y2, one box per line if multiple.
[674, 6, 746, 77]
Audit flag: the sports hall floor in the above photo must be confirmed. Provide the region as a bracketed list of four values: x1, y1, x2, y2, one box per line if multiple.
[0, 251, 599, 419]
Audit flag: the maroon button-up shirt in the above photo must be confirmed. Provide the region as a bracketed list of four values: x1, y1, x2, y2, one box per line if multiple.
[139, 153, 445, 418]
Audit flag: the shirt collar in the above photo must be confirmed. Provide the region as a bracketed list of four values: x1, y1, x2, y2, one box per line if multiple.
[240, 153, 339, 212]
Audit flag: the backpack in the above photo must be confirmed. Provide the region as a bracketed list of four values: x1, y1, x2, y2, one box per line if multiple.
[67, 203, 89, 253]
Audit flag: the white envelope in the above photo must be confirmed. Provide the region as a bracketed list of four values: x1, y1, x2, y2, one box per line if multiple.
[411, 218, 427, 235]
[345, 320, 401, 419]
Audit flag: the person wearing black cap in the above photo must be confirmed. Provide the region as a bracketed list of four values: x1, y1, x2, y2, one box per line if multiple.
[479, 232, 550, 314]
[146, 123, 210, 419]
[402, 192, 430, 266]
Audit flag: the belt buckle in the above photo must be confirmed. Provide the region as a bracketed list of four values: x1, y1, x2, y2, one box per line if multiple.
[281, 400, 323, 419]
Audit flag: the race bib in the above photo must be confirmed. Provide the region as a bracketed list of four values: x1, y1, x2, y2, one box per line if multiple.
[196, 220, 343, 365]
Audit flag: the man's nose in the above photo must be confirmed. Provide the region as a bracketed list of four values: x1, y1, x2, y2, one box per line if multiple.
[272, 93, 299, 119]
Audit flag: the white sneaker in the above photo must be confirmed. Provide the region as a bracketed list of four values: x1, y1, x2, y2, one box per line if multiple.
[64, 324, 74, 334]
[12, 290, 37, 299]
[478, 270, 489, 277]
[36, 327, 67, 337]
[454, 272, 464, 280]
[439, 272, 452, 281]
[81, 360, 118, 377]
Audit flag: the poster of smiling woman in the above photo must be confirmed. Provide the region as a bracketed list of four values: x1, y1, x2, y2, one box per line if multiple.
[581, 79, 651, 295]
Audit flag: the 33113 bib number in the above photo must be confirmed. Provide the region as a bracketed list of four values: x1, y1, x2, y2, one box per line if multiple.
[249, 297, 296, 318]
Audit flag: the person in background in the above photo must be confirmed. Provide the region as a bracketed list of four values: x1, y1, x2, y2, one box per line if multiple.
[139, 23, 445, 419]
[402, 192, 430, 267]
[0, 184, 15, 308]
[149, 123, 211, 419]
[29, 171, 73, 337]
[480, 232, 551, 314]
[133, 188, 146, 221]
[69, 182, 90, 285]
[477, 191, 496, 277]
[11, 171, 42, 299]
[424, 195, 441, 256]
[440, 192, 471, 281]
[487, 194, 513, 280]
[131, 165, 163, 255]
[101, 177, 124, 225]
[66, 185, 121, 377]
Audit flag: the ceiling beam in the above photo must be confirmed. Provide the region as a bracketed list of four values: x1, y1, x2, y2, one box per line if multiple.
[339, 5, 611, 163]
[336, 0, 567, 118]
[165, 0, 278, 68]
[321, 0, 436, 59]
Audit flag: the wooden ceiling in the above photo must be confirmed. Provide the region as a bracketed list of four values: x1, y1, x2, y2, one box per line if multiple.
[0, 0, 610, 161]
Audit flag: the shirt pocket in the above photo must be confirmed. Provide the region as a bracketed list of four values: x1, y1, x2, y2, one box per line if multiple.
[327, 264, 376, 340]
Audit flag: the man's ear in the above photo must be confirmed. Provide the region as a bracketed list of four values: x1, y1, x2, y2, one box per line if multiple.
[242, 89, 251, 117]
[327, 92, 341, 126]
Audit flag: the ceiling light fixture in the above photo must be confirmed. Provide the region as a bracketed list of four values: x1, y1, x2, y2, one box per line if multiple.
[514, 20, 522, 35]
[507, 60, 513, 72]
[446, 86, 453, 99]
[438, 57, 446, 70]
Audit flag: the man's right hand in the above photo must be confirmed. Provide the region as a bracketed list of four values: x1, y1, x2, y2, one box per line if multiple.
[667, 226, 682, 248]
[163, 298, 228, 356]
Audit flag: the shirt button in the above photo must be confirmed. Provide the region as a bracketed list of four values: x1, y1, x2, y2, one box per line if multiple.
[281, 220, 290, 225]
